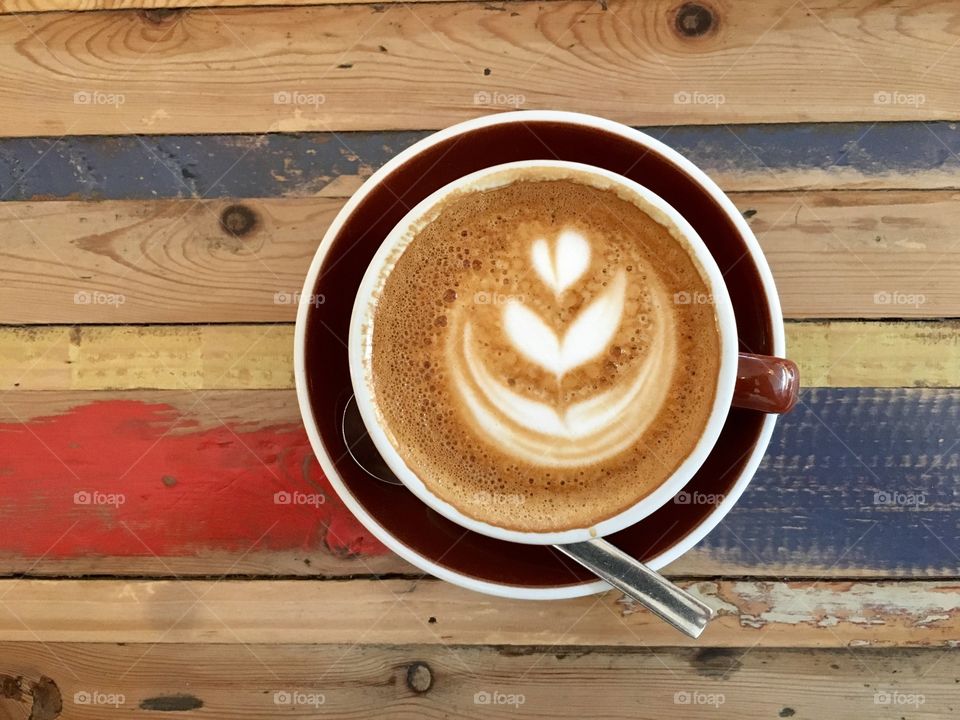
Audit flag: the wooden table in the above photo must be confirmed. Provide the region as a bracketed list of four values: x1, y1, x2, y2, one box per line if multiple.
[1, 1, 958, 718]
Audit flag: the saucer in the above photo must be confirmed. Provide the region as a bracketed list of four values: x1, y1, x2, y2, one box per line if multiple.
[295, 111, 784, 599]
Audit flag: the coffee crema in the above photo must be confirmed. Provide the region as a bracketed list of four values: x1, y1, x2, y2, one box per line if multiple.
[364, 168, 721, 532]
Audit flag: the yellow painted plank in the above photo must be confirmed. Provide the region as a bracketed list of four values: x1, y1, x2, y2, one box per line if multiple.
[1, 1, 959, 135]
[0, 322, 957, 390]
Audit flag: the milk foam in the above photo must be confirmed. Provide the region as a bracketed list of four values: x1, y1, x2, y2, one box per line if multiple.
[366, 171, 721, 532]
[449, 228, 675, 466]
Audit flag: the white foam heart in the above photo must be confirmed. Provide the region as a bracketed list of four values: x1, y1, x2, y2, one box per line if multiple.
[502, 270, 626, 377]
[531, 229, 591, 295]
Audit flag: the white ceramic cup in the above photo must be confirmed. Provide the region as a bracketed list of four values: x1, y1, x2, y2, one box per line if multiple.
[347, 159, 740, 546]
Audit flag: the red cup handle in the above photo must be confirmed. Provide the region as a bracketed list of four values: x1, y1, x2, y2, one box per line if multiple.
[732, 353, 799, 414]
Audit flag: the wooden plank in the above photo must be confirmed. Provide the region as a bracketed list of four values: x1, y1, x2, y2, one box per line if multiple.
[1, 322, 958, 391]
[1, 643, 955, 720]
[1, 0, 441, 11]
[3, 578, 960, 647]
[4, 125, 960, 201]
[0, 388, 958, 578]
[1, 192, 959, 323]
[3, 2, 960, 136]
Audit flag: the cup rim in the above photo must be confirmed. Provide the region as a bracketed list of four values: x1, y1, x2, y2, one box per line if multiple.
[347, 159, 740, 545]
[294, 110, 785, 598]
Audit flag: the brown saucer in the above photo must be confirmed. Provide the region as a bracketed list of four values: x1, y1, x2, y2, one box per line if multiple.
[300, 114, 775, 591]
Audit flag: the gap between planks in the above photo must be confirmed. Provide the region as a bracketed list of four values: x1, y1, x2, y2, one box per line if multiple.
[0, 321, 957, 390]
[1, 578, 960, 647]
[1, 1, 960, 135]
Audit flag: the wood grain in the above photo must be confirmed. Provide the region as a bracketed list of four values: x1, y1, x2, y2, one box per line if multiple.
[1, 0, 440, 10]
[2, 1, 960, 136]
[1, 321, 957, 391]
[1, 643, 954, 720]
[1, 192, 959, 323]
[3, 578, 960, 647]
[1, 388, 958, 578]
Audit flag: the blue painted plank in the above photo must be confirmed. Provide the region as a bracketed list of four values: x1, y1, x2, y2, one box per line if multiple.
[703, 387, 960, 575]
[0, 122, 957, 201]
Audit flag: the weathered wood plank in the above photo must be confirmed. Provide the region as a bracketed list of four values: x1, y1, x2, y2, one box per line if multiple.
[1, 0, 440, 11]
[2, 2, 960, 136]
[3, 125, 960, 201]
[1, 322, 957, 391]
[0, 192, 958, 322]
[1, 643, 954, 720]
[0, 388, 958, 578]
[2, 578, 960, 648]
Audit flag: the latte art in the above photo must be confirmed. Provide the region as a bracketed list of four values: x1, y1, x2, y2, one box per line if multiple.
[450, 229, 676, 467]
[366, 170, 721, 532]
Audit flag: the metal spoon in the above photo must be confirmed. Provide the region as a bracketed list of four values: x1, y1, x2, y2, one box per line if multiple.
[341, 395, 713, 638]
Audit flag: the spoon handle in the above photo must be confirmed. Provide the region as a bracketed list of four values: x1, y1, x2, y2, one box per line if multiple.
[555, 538, 713, 639]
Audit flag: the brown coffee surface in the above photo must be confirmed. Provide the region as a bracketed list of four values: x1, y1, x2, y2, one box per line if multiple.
[366, 171, 721, 532]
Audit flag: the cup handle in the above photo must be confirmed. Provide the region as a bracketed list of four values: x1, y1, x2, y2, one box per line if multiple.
[732, 353, 799, 414]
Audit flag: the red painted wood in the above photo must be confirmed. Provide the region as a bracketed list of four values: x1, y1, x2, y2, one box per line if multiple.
[0, 399, 388, 559]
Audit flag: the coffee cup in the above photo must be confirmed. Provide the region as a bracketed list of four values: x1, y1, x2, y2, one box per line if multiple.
[347, 159, 797, 545]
